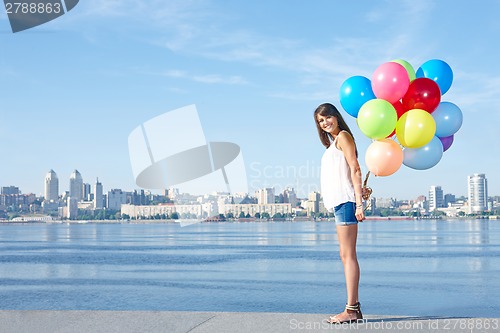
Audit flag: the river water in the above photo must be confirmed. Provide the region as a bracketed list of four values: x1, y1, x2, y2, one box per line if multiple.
[0, 219, 498, 317]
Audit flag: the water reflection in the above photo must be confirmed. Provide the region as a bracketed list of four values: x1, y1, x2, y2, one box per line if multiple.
[0, 220, 498, 317]
[361, 219, 492, 246]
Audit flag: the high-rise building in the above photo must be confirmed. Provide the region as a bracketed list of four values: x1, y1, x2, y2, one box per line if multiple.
[44, 170, 59, 202]
[107, 189, 128, 210]
[67, 197, 78, 219]
[256, 188, 274, 204]
[283, 187, 298, 207]
[468, 173, 488, 214]
[83, 183, 92, 201]
[444, 194, 456, 207]
[429, 185, 444, 211]
[1, 186, 19, 195]
[69, 170, 83, 202]
[94, 178, 103, 209]
[308, 191, 320, 214]
[166, 187, 179, 200]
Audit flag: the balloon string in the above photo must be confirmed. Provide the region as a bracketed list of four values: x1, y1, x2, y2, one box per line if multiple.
[362, 171, 372, 212]
[363, 171, 371, 188]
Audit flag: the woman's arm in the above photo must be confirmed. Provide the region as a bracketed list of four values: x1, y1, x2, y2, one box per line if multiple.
[337, 132, 365, 221]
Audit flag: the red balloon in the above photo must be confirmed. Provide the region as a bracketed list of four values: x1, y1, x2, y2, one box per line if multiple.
[402, 78, 441, 113]
[392, 101, 406, 118]
[386, 101, 405, 137]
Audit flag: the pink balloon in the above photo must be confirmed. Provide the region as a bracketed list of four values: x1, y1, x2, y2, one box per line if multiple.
[365, 139, 404, 177]
[372, 62, 410, 104]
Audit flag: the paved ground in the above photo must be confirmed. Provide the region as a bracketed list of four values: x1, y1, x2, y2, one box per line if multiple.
[0, 310, 498, 333]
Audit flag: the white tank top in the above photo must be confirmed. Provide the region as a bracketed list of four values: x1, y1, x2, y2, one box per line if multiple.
[320, 131, 355, 211]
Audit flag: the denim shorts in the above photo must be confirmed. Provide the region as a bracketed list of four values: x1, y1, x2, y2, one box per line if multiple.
[334, 201, 358, 226]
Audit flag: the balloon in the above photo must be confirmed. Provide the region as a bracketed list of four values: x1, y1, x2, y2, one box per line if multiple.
[386, 101, 405, 137]
[432, 101, 463, 137]
[396, 109, 436, 148]
[365, 139, 403, 176]
[340, 76, 376, 118]
[439, 135, 454, 152]
[386, 130, 396, 138]
[391, 59, 416, 81]
[416, 59, 453, 95]
[357, 99, 398, 139]
[392, 100, 407, 118]
[402, 78, 441, 113]
[403, 136, 443, 170]
[372, 62, 410, 104]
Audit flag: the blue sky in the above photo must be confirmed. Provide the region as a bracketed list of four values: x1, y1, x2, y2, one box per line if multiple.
[1, 0, 499, 200]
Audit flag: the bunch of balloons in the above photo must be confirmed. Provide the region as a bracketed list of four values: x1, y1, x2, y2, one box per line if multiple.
[340, 59, 462, 176]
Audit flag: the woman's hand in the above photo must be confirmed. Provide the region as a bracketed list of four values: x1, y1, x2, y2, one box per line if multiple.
[361, 186, 372, 200]
[355, 206, 365, 222]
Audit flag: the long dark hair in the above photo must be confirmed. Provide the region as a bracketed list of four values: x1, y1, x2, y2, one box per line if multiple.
[314, 103, 357, 155]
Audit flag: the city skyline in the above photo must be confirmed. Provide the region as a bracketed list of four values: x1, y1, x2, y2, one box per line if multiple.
[1, 169, 495, 221]
[1, 168, 495, 202]
[1, 1, 499, 199]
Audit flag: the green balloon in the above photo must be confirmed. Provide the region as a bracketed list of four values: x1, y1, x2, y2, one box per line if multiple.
[392, 59, 416, 81]
[357, 99, 397, 139]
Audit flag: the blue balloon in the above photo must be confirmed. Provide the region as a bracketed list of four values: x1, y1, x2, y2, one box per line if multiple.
[339, 76, 376, 117]
[403, 136, 443, 170]
[432, 102, 463, 137]
[416, 59, 453, 95]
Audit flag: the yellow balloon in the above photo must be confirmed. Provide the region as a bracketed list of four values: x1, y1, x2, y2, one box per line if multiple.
[396, 109, 436, 148]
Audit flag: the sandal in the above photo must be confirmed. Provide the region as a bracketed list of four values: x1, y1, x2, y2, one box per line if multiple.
[326, 302, 363, 324]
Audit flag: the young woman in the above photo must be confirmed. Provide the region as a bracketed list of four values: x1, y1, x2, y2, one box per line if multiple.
[314, 103, 365, 324]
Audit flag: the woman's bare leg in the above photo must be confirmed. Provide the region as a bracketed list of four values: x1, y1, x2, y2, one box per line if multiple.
[336, 224, 359, 305]
[327, 223, 362, 323]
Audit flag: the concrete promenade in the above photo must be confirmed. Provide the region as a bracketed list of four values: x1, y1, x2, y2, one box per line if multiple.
[0, 311, 498, 333]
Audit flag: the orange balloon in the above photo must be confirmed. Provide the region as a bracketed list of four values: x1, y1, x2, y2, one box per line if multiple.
[365, 139, 403, 176]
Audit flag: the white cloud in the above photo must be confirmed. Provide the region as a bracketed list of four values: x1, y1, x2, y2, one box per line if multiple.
[192, 74, 247, 85]
[76, 0, 153, 18]
[165, 86, 188, 94]
[450, 71, 500, 112]
[71, 1, 424, 82]
[73, 0, 500, 110]
[159, 69, 248, 85]
[163, 70, 187, 78]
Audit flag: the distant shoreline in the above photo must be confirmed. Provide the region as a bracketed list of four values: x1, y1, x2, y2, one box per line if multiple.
[0, 215, 498, 224]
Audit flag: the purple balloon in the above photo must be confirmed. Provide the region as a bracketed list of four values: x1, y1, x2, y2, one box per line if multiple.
[439, 135, 454, 152]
